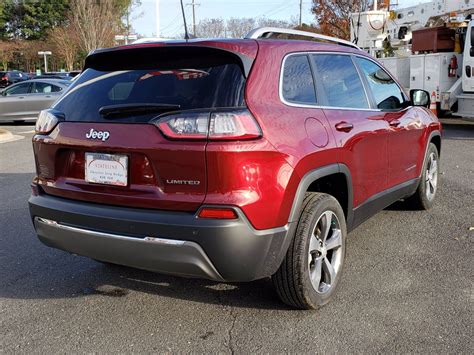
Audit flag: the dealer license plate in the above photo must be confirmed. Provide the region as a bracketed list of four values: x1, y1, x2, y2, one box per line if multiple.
[85, 153, 128, 186]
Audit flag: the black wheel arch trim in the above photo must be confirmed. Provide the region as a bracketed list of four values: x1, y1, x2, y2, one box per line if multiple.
[287, 163, 354, 230]
[426, 130, 441, 157]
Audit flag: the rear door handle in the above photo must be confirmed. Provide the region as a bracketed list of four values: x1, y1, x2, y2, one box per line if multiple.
[335, 121, 353, 132]
[389, 119, 401, 127]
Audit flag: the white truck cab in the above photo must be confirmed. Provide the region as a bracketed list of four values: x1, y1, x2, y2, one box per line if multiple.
[462, 21, 474, 93]
[454, 20, 474, 119]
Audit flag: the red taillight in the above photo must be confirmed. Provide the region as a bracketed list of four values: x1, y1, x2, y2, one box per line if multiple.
[209, 111, 261, 140]
[198, 208, 238, 219]
[155, 109, 262, 141]
[157, 111, 209, 140]
[1, 76, 7, 81]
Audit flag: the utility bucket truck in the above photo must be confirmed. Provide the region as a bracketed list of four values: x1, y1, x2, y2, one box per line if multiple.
[350, 0, 474, 120]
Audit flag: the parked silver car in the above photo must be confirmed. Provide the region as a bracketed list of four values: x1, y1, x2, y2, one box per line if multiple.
[0, 79, 71, 122]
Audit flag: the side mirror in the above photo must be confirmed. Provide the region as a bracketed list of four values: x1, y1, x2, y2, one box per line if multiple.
[410, 89, 430, 108]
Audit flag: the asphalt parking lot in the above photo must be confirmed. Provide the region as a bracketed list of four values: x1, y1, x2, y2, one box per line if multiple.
[0, 119, 473, 352]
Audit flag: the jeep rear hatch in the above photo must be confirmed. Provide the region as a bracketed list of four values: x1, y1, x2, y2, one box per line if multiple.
[32, 43, 257, 211]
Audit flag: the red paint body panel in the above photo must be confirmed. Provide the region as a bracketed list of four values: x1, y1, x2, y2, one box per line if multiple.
[31, 39, 441, 231]
[322, 109, 389, 206]
[33, 122, 207, 211]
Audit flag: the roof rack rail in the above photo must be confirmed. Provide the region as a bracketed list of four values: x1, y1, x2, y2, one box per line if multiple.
[245, 27, 360, 50]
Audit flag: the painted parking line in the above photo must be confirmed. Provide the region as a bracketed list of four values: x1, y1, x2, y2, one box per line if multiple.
[0, 134, 24, 144]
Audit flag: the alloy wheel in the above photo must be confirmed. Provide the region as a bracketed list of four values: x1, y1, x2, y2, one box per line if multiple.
[425, 152, 438, 201]
[308, 211, 343, 294]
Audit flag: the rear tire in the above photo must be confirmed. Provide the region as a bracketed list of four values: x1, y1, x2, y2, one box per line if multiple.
[405, 143, 439, 210]
[272, 192, 346, 310]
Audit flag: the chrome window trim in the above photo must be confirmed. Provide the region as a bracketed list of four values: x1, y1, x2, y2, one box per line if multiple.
[279, 53, 318, 107]
[278, 51, 407, 112]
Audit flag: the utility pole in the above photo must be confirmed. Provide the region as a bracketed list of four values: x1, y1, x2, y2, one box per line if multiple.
[155, 0, 160, 37]
[299, 0, 303, 26]
[126, 9, 130, 44]
[187, 0, 199, 35]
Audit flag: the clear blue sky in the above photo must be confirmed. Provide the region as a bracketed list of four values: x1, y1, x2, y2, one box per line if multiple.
[131, 0, 425, 38]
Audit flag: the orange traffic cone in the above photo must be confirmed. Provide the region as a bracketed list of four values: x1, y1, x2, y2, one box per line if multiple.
[430, 92, 438, 116]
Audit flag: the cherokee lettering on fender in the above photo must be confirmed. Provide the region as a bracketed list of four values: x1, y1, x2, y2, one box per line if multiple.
[86, 128, 110, 141]
[166, 179, 201, 185]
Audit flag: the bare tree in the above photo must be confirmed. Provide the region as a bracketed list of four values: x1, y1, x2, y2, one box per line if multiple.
[226, 18, 256, 39]
[257, 18, 297, 29]
[196, 18, 226, 38]
[16, 40, 42, 73]
[70, 0, 121, 53]
[49, 26, 79, 71]
[0, 41, 17, 70]
[225, 17, 299, 39]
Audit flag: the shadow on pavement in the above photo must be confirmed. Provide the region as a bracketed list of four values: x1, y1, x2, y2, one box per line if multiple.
[0, 173, 288, 310]
[440, 119, 474, 140]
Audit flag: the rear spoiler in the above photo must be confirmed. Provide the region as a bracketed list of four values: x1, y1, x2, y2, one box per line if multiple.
[84, 45, 255, 78]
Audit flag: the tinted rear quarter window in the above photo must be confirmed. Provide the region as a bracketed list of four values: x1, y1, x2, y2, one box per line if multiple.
[281, 55, 316, 105]
[311, 54, 368, 109]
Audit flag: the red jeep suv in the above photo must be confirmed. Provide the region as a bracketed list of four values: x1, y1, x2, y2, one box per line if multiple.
[29, 28, 441, 309]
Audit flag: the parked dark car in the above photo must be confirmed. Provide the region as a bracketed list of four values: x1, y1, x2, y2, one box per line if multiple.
[0, 79, 71, 121]
[34, 74, 70, 80]
[29, 28, 441, 309]
[0, 71, 29, 88]
[34, 71, 80, 80]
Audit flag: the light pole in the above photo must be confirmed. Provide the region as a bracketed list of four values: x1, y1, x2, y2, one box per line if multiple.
[38, 51, 52, 73]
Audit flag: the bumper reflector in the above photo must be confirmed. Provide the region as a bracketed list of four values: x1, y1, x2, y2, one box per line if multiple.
[198, 208, 238, 219]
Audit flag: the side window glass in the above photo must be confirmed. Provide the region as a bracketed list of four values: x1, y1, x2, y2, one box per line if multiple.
[32, 82, 56, 93]
[4, 83, 30, 96]
[311, 54, 368, 109]
[282, 55, 316, 105]
[355, 57, 405, 110]
[51, 85, 62, 92]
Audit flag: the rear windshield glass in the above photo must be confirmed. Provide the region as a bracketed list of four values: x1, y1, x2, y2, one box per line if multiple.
[53, 64, 246, 123]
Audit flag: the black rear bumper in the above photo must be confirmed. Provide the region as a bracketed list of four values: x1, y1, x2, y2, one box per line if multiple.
[29, 194, 294, 282]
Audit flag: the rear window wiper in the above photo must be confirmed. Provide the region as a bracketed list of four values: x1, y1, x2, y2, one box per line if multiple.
[99, 103, 180, 118]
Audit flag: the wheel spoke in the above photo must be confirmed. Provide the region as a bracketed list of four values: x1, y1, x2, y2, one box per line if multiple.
[429, 179, 435, 192]
[310, 258, 322, 290]
[322, 257, 336, 285]
[309, 235, 322, 254]
[325, 229, 342, 250]
[320, 211, 333, 242]
[430, 160, 437, 175]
